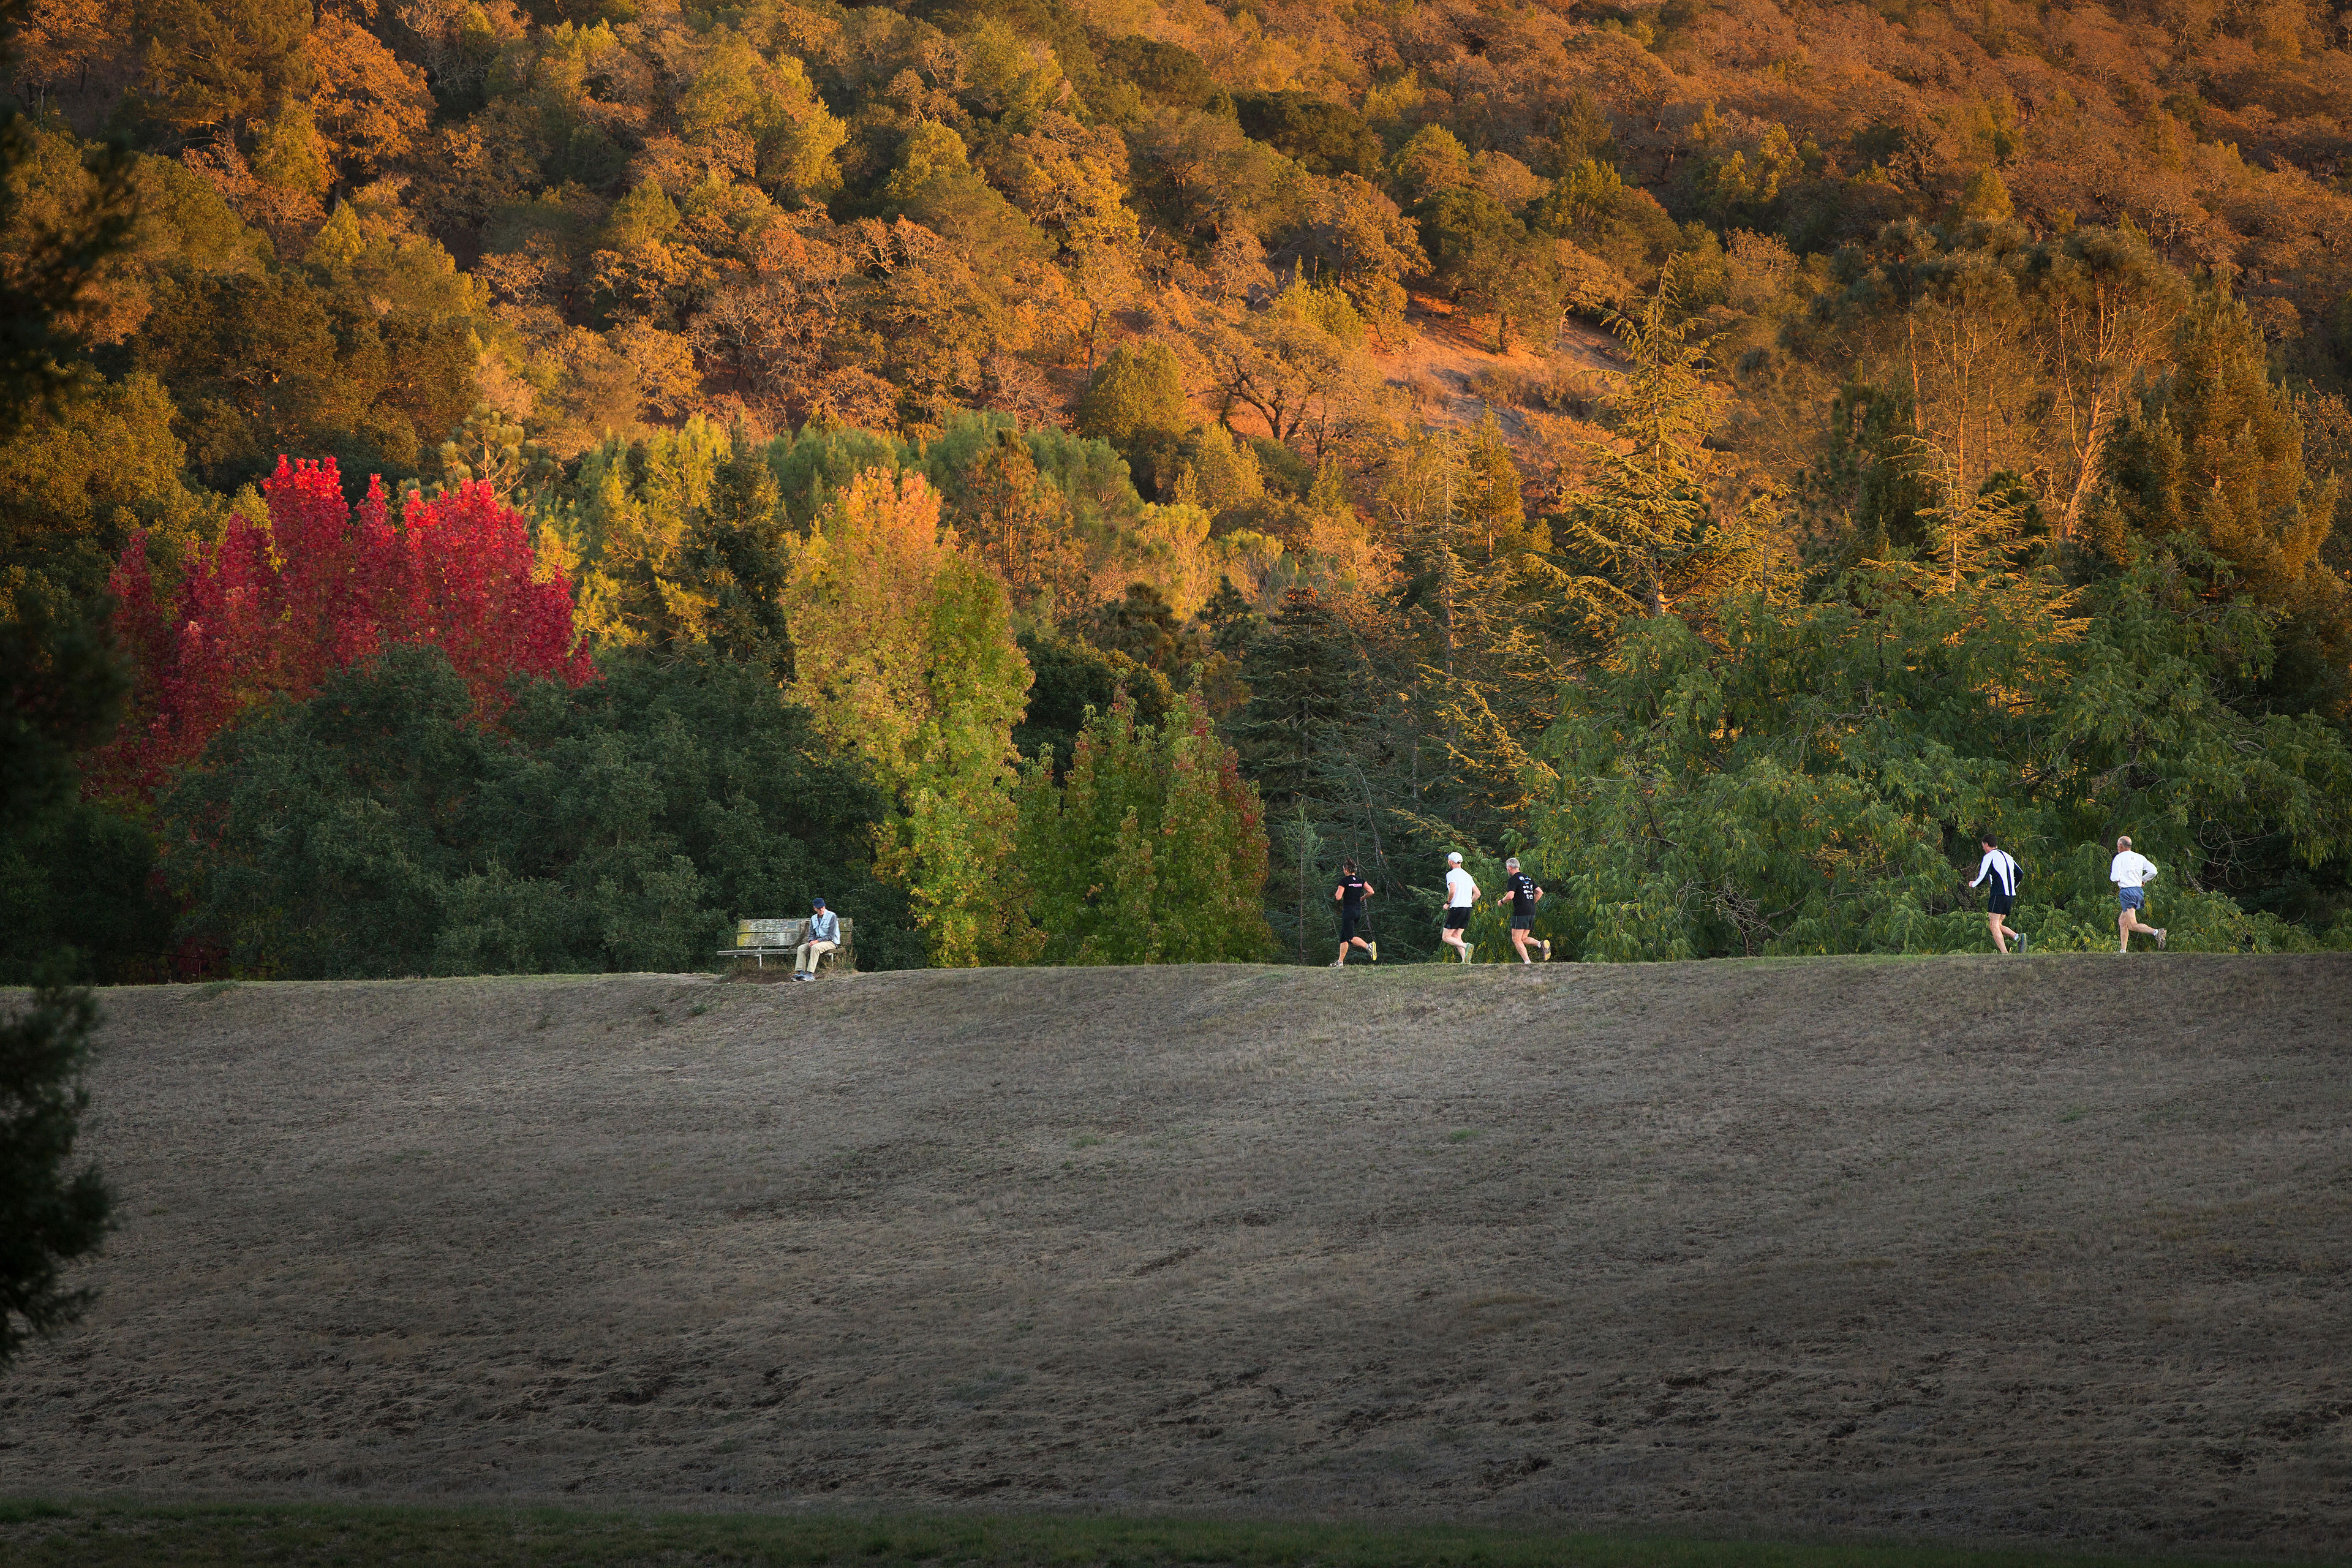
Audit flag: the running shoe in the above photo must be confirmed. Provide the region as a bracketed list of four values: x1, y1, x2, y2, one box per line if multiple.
[2155, 929, 2167, 949]
[1366, 941, 1378, 962]
[2016, 932, 2027, 952]
[1539, 939, 1553, 961]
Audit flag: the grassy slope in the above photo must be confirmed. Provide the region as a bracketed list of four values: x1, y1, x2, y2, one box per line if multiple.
[4, 958, 2348, 1559]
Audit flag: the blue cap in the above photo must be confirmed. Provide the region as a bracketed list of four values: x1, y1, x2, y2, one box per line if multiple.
[812, 897, 826, 908]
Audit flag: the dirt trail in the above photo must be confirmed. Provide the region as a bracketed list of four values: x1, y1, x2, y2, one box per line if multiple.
[6, 957, 2349, 1555]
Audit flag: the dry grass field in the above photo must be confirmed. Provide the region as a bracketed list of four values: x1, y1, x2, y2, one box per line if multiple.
[4, 957, 2348, 1559]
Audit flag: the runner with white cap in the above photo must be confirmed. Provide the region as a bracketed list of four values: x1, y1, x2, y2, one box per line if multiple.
[2109, 834, 2166, 954]
[1441, 851, 1478, 963]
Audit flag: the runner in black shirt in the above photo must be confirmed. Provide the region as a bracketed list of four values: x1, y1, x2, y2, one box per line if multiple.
[1501, 857, 1550, 964]
[1330, 860, 1377, 966]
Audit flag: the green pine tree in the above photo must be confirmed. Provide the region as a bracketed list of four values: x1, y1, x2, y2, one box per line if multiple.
[684, 429, 795, 680]
[1555, 274, 1719, 629]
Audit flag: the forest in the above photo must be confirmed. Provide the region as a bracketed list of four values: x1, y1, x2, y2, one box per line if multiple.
[6, 0, 2352, 978]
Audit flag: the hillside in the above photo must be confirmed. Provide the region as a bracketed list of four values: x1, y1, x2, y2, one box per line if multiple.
[16, 0, 2352, 994]
[5, 957, 2349, 1555]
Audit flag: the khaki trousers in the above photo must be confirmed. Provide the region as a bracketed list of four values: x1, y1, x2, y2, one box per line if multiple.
[794, 938, 837, 974]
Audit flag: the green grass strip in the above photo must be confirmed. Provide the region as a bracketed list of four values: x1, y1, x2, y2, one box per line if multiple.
[0, 1501, 2325, 1568]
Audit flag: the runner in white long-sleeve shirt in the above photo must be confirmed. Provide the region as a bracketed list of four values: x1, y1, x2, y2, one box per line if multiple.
[2109, 835, 2166, 953]
[1967, 832, 2024, 954]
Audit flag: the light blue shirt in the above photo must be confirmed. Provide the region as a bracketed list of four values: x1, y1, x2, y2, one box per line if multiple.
[807, 908, 840, 944]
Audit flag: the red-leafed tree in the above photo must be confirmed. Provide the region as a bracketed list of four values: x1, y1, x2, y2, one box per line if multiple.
[96, 456, 593, 800]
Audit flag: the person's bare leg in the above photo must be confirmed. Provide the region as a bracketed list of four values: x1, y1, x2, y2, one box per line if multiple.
[1988, 913, 2010, 954]
[2118, 910, 2137, 952]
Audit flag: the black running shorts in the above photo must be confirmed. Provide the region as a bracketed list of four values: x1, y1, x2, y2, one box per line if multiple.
[1443, 908, 1471, 930]
[1988, 889, 2016, 916]
[1510, 916, 1534, 931]
[1340, 909, 1363, 941]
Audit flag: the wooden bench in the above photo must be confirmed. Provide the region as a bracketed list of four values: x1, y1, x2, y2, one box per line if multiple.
[718, 916, 854, 975]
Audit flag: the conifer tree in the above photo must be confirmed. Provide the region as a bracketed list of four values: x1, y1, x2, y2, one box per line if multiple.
[684, 432, 795, 679]
[1555, 275, 1718, 630]
[1230, 587, 1362, 959]
[1383, 415, 1555, 835]
[1231, 587, 1360, 809]
[1, 986, 111, 1370]
[2092, 290, 2352, 712]
[2097, 291, 2337, 608]
[0, 10, 127, 1361]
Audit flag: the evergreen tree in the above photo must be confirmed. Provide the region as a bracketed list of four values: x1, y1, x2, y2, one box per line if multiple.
[1076, 341, 1187, 448]
[2094, 290, 2350, 712]
[1082, 581, 1203, 674]
[1229, 587, 1363, 960]
[160, 644, 922, 976]
[1555, 275, 1719, 630]
[1, 986, 111, 1370]
[1384, 415, 1555, 839]
[0, 6, 137, 1363]
[684, 430, 795, 680]
[1231, 587, 1360, 809]
[1803, 381, 1939, 566]
[132, 0, 314, 142]
[1075, 342, 1188, 496]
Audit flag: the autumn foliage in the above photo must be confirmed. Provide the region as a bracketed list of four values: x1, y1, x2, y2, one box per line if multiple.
[96, 457, 592, 799]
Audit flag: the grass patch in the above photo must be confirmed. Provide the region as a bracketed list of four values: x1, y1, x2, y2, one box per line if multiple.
[0, 1502, 2304, 1568]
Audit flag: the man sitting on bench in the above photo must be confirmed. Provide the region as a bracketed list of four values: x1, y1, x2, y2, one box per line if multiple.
[796, 897, 840, 981]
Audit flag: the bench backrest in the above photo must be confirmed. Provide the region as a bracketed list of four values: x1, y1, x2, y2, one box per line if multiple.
[733, 916, 854, 951]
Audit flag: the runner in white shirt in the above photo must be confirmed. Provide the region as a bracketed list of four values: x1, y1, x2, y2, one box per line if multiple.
[2108, 834, 2166, 953]
[1967, 832, 2023, 955]
[1440, 851, 1478, 964]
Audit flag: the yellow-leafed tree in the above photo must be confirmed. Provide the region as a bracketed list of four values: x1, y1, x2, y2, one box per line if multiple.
[783, 469, 1038, 965]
